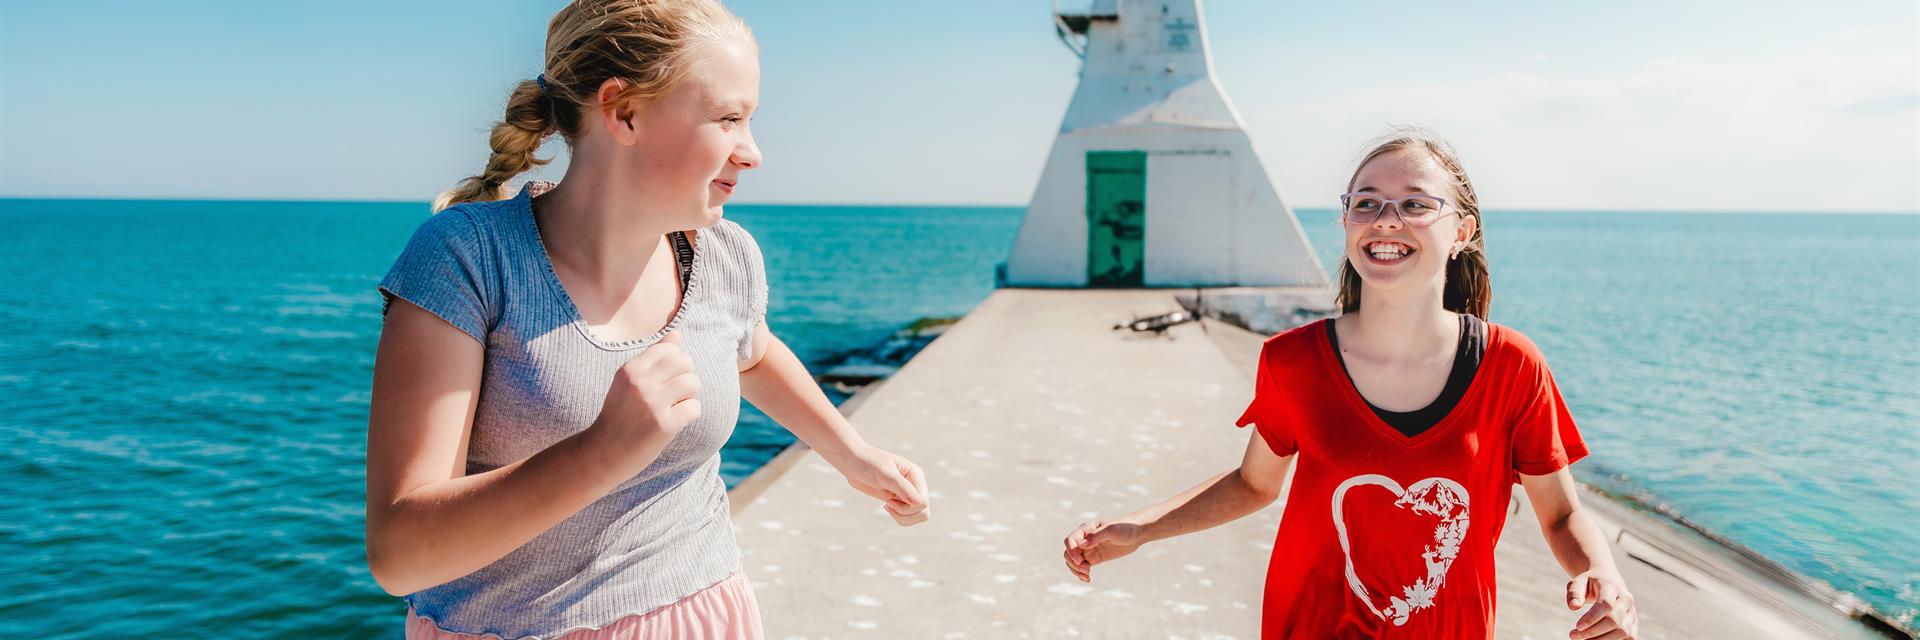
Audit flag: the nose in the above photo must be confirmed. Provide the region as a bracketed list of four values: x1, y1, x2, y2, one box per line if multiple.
[1371, 201, 1405, 229]
[731, 128, 761, 170]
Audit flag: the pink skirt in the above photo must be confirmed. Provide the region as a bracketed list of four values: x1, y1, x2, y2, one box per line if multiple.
[405, 572, 763, 640]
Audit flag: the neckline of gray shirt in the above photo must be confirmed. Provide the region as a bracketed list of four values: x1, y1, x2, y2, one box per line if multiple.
[522, 181, 705, 352]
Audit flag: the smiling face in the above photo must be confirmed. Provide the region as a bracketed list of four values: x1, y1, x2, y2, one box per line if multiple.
[1343, 149, 1477, 300]
[607, 34, 762, 229]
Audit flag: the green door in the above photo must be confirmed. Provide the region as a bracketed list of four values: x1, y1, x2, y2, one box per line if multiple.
[1086, 150, 1146, 287]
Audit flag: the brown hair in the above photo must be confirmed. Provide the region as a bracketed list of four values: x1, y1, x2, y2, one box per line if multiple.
[433, 0, 753, 212]
[1335, 130, 1490, 319]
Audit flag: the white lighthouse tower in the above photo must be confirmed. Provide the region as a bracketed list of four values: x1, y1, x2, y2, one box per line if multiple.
[1003, 0, 1327, 289]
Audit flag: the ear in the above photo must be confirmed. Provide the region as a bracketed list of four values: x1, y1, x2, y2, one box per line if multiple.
[1443, 211, 1474, 244]
[594, 78, 643, 146]
[1454, 212, 1478, 254]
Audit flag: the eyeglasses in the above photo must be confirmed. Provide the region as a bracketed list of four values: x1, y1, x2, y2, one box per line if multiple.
[1339, 192, 1455, 228]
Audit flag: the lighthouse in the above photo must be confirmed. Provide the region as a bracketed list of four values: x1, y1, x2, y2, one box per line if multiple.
[1003, 0, 1328, 289]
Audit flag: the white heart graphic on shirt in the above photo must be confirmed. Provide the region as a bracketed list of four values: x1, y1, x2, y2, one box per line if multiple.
[1331, 474, 1471, 626]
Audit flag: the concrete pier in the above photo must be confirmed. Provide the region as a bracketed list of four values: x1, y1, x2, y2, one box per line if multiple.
[729, 289, 1881, 639]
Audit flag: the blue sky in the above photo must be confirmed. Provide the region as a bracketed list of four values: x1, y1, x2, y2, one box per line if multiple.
[1, 0, 1915, 212]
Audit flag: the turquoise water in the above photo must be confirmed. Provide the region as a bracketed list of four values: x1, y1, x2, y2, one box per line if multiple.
[0, 199, 1913, 635]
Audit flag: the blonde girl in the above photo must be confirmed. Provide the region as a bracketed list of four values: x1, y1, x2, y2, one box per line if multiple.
[365, 2, 929, 637]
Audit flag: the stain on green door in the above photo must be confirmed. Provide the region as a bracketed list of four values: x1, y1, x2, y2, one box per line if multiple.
[1086, 150, 1146, 287]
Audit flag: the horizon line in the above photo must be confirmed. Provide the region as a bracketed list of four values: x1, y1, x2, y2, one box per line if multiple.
[0, 194, 1916, 217]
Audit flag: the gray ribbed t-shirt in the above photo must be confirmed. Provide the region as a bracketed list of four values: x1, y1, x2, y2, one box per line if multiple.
[377, 181, 766, 639]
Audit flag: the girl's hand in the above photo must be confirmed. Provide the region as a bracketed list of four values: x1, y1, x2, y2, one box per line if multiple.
[1062, 519, 1145, 583]
[828, 445, 929, 526]
[592, 332, 700, 447]
[1567, 572, 1638, 639]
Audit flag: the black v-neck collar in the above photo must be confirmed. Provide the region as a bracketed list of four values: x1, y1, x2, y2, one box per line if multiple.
[1325, 315, 1488, 438]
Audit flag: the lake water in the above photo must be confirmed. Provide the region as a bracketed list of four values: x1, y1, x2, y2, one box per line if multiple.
[0, 198, 1912, 635]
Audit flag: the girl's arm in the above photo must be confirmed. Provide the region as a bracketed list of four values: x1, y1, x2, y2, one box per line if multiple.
[1520, 468, 1640, 639]
[738, 323, 930, 525]
[364, 301, 691, 596]
[1063, 431, 1294, 582]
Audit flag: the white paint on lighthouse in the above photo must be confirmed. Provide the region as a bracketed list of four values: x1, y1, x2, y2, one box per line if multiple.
[1003, 0, 1328, 289]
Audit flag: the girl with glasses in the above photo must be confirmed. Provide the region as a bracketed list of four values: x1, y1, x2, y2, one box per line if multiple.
[1063, 131, 1637, 639]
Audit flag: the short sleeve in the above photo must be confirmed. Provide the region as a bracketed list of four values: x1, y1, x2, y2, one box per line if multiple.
[1510, 352, 1589, 479]
[377, 209, 495, 344]
[1235, 343, 1298, 456]
[711, 220, 768, 362]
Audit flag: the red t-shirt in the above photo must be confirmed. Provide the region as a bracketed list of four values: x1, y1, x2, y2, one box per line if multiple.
[1236, 319, 1588, 639]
